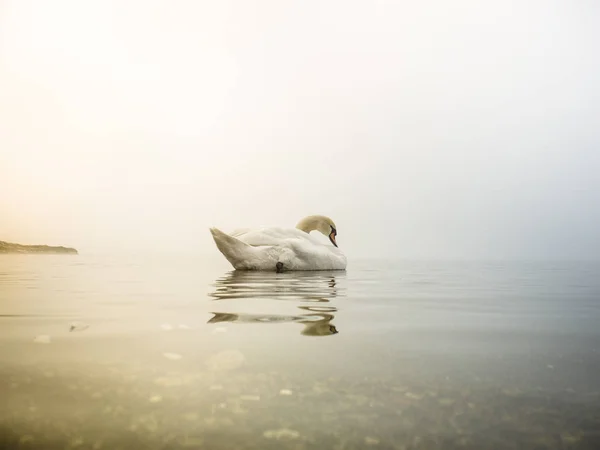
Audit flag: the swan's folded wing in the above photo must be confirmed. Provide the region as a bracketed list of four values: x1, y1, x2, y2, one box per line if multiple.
[233, 227, 317, 247]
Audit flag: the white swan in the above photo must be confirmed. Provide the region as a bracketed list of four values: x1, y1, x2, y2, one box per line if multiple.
[210, 215, 347, 271]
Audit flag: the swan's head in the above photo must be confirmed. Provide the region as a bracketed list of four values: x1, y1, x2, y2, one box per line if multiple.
[296, 215, 338, 247]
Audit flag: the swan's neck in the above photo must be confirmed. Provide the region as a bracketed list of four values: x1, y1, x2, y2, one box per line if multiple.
[296, 217, 318, 233]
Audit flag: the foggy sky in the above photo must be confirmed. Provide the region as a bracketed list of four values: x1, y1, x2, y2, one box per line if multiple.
[1, 0, 599, 260]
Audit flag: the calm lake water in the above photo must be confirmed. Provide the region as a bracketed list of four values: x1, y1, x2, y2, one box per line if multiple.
[1, 255, 599, 449]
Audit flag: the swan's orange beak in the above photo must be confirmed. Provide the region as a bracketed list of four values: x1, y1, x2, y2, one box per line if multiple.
[329, 229, 338, 247]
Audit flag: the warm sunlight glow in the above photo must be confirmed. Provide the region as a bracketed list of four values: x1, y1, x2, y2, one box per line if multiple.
[1, 0, 599, 259]
[1, 1, 237, 135]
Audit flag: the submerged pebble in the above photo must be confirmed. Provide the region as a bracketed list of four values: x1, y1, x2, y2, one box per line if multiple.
[206, 350, 245, 371]
[561, 432, 581, 445]
[160, 323, 173, 331]
[263, 428, 300, 440]
[405, 392, 424, 400]
[70, 437, 84, 447]
[19, 435, 34, 445]
[279, 389, 293, 396]
[154, 376, 184, 387]
[162, 352, 182, 360]
[179, 436, 203, 447]
[181, 412, 199, 421]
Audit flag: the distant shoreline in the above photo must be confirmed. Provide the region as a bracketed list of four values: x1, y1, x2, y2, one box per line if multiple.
[0, 241, 78, 254]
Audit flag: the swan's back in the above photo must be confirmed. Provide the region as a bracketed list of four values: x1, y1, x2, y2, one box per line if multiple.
[233, 227, 321, 247]
[210, 226, 347, 271]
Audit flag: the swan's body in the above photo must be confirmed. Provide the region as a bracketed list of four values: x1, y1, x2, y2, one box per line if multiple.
[210, 216, 347, 271]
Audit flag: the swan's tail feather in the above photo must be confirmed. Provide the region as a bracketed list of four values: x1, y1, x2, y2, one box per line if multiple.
[209, 227, 254, 269]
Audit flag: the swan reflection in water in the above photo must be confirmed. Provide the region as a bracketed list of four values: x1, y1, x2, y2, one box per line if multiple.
[208, 271, 345, 336]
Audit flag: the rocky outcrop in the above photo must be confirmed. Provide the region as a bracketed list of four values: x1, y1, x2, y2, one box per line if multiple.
[0, 241, 78, 254]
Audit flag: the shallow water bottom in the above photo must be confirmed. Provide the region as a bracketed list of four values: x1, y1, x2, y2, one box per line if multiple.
[1, 256, 600, 449]
[2, 350, 600, 450]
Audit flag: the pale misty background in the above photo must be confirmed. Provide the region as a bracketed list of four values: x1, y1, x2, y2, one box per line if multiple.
[1, 0, 599, 260]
